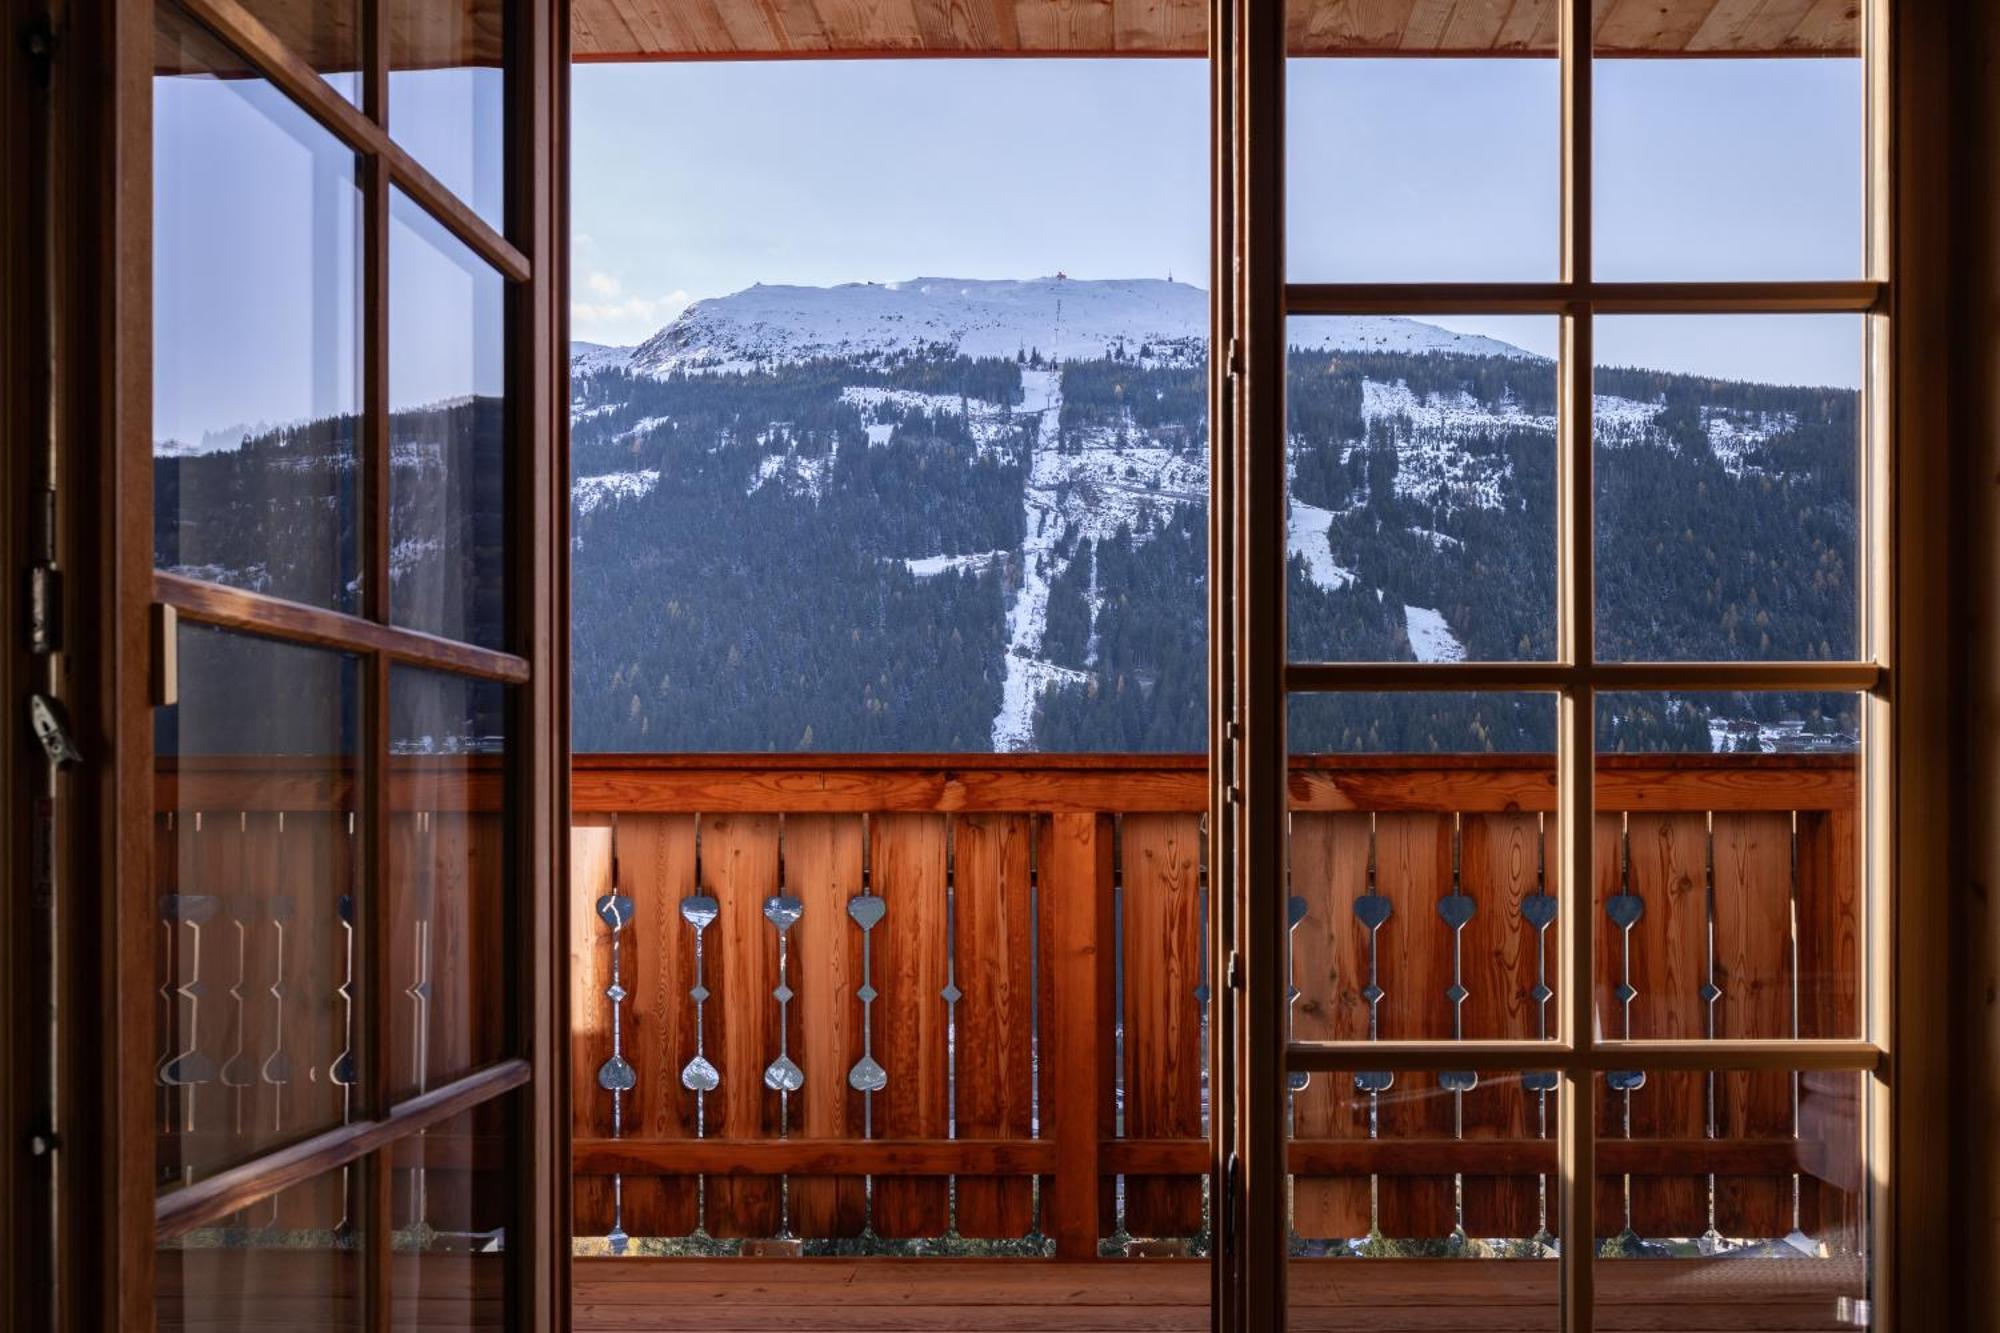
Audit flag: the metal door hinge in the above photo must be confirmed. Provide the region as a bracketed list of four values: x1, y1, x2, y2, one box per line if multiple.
[28, 694, 80, 768]
[1225, 949, 1242, 991]
[25, 565, 60, 654]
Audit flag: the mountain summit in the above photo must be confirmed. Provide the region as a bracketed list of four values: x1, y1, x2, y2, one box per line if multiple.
[579, 276, 1535, 377]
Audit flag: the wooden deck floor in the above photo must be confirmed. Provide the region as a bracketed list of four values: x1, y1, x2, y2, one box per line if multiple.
[572, 1257, 1867, 1332]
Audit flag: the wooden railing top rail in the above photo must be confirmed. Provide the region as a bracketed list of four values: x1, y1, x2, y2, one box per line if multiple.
[154, 752, 1859, 813]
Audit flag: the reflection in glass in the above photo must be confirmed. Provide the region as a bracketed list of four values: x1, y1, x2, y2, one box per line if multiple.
[388, 667, 509, 1100]
[1596, 58, 1863, 280]
[157, 1170, 362, 1331]
[1596, 316, 1862, 664]
[390, 190, 508, 649]
[1288, 59, 1559, 282]
[154, 4, 362, 612]
[239, 0, 364, 104]
[391, 1098, 513, 1330]
[390, 0, 506, 226]
[155, 626, 361, 1191]
[1287, 317, 1557, 663]
[1594, 693, 1863, 1044]
[1594, 1070, 1867, 1323]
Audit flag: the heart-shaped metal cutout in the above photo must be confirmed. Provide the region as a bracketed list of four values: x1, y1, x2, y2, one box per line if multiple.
[847, 895, 887, 931]
[261, 1049, 293, 1083]
[679, 895, 720, 930]
[597, 894, 635, 930]
[1352, 1070, 1396, 1094]
[219, 1053, 254, 1088]
[1287, 895, 1309, 929]
[1605, 1069, 1647, 1092]
[848, 1055, 888, 1093]
[159, 1051, 218, 1086]
[1436, 893, 1476, 929]
[1287, 1070, 1311, 1092]
[1352, 894, 1393, 929]
[1438, 1070, 1480, 1093]
[763, 1055, 805, 1092]
[763, 895, 804, 930]
[1521, 1070, 1559, 1092]
[1605, 893, 1645, 930]
[1520, 895, 1558, 929]
[680, 1054, 721, 1092]
[598, 1055, 637, 1092]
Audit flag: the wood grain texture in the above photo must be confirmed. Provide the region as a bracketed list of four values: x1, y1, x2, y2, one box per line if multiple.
[701, 813, 784, 1236]
[1371, 812, 1454, 1237]
[869, 814, 952, 1237]
[616, 813, 702, 1236]
[1711, 812, 1795, 1237]
[1288, 812, 1374, 1239]
[1458, 812, 1550, 1237]
[782, 814, 868, 1237]
[1039, 813, 1114, 1256]
[1117, 813, 1205, 1238]
[570, 817, 618, 1236]
[563, 0, 1858, 55]
[1794, 807, 1860, 1249]
[951, 813, 1037, 1238]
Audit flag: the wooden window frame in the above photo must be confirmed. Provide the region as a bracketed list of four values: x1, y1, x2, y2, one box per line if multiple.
[60, 0, 572, 1324]
[1216, 0, 1956, 1329]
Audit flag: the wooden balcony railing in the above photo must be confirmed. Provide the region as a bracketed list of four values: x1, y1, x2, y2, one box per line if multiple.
[567, 753, 1864, 1258]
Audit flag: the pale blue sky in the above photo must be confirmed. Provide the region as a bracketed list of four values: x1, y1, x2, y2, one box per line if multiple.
[573, 57, 1863, 388]
[152, 54, 1864, 446]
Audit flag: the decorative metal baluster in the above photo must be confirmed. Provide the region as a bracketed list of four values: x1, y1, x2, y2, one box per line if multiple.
[159, 887, 221, 1169]
[1604, 822, 1646, 1236]
[1437, 837, 1478, 1237]
[1521, 848, 1560, 1242]
[1285, 894, 1309, 1092]
[335, 813, 357, 1233]
[220, 889, 255, 1139]
[1351, 890, 1394, 1099]
[763, 893, 805, 1094]
[1701, 819, 1721, 1247]
[680, 894, 721, 1097]
[597, 887, 636, 1253]
[847, 894, 888, 1124]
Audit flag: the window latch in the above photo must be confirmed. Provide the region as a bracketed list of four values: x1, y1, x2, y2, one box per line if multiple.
[28, 694, 80, 769]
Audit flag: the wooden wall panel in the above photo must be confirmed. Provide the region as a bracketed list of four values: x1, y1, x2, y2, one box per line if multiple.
[701, 813, 783, 1237]
[1372, 812, 1454, 1238]
[869, 814, 951, 1237]
[1711, 812, 1796, 1237]
[1458, 811, 1549, 1237]
[783, 813, 867, 1238]
[1795, 807, 1860, 1248]
[1617, 813, 1712, 1238]
[1118, 813, 1205, 1239]
[616, 813, 701, 1238]
[951, 813, 1037, 1239]
[570, 817, 618, 1237]
[1289, 812, 1374, 1239]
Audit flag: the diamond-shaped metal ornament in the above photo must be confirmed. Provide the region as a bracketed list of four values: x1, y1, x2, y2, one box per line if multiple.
[857, 984, 877, 1003]
[1531, 983, 1554, 1004]
[1446, 983, 1469, 1005]
[941, 983, 962, 1004]
[1699, 982, 1722, 1004]
[773, 984, 794, 1003]
[1615, 982, 1638, 1005]
[690, 984, 709, 1003]
[1362, 984, 1384, 1005]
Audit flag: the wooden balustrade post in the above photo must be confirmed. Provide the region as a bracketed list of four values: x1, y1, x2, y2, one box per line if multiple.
[1040, 812, 1114, 1259]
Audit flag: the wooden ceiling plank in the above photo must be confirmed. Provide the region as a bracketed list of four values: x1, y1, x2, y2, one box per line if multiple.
[1111, 0, 1203, 53]
[1789, 0, 1863, 55]
[1593, 0, 1710, 55]
[1397, 0, 1456, 50]
[1492, 0, 1559, 53]
[1436, 0, 1517, 51]
[1687, 0, 1815, 54]
[1011, 0, 1116, 54]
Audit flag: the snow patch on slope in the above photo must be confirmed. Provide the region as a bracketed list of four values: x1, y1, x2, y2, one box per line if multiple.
[1404, 605, 1468, 663]
[1288, 500, 1357, 591]
[573, 469, 660, 516]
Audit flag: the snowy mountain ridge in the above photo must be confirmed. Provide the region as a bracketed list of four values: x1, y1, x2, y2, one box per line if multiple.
[579, 276, 1534, 379]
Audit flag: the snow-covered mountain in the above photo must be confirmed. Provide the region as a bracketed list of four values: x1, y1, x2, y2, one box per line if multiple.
[583, 276, 1531, 379]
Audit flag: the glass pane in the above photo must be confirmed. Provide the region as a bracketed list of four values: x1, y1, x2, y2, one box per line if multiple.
[154, 4, 362, 613]
[1288, 59, 1559, 282]
[390, 0, 505, 227]
[158, 1170, 362, 1331]
[390, 189, 508, 650]
[156, 625, 361, 1190]
[1288, 317, 1557, 662]
[239, 1, 364, 104]
[1594, 693, 1864, 1043]
[1289, 694, 1561, 1048]
[1289, 1070, 1557, 1326]
[1594, 1070, 1868, 1325]
[388, 667, 509, 1100]
[1594, 48, 1864, 280]
[390, 1098, 513, 1330]
[1595, 316, 1863, 664]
